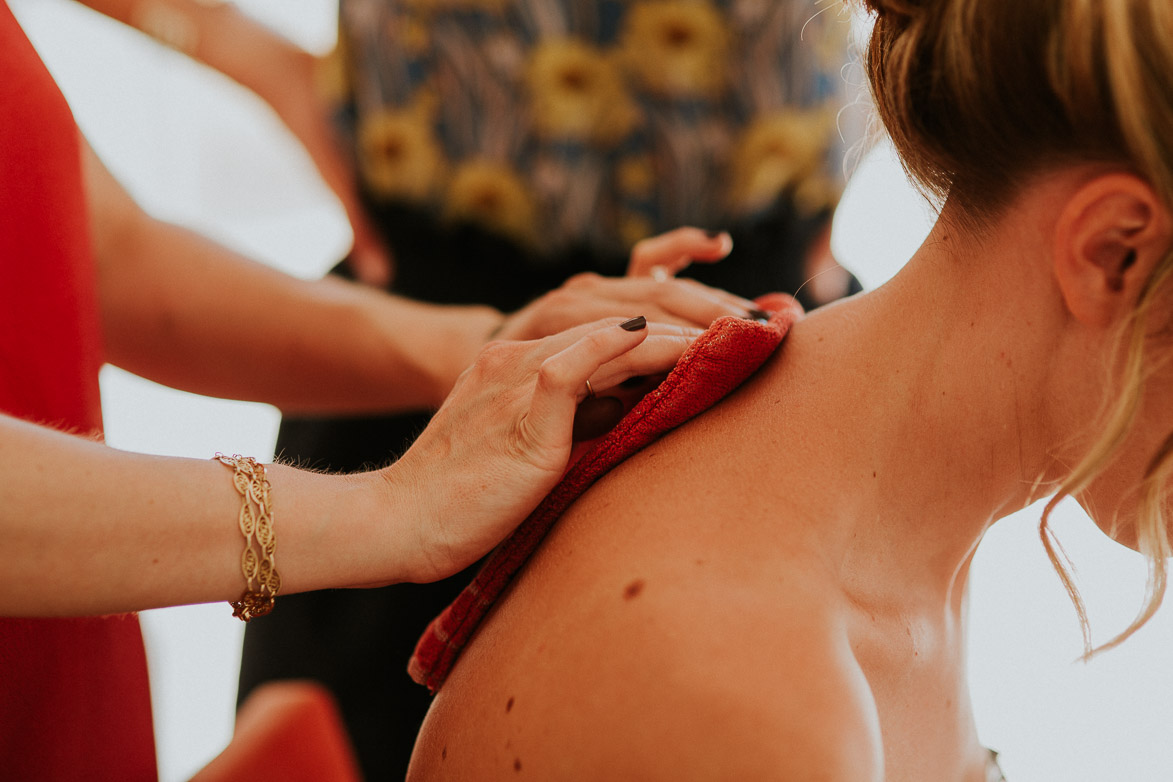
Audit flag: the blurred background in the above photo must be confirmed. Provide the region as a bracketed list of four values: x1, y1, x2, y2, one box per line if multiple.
[11, 0, 1172, 779]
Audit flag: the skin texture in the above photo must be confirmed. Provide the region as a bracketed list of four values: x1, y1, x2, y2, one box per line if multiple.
[408, 167, 1173, 781]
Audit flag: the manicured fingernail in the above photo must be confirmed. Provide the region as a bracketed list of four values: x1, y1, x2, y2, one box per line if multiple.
[619, 316, 647, 331]
[746, 308, 772, 322]
[704, 229, 724, 239]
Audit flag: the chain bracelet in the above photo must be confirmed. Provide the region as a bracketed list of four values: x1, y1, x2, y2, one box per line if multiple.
[214, 453, 281, 621]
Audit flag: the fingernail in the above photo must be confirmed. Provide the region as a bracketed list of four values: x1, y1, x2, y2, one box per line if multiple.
[619, 316, 647, 331]
[704, 229, 724, 239]
[746, 308, 772, 322]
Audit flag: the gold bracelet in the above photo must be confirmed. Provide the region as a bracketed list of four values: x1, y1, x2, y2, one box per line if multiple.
[215, 453, 281, 621]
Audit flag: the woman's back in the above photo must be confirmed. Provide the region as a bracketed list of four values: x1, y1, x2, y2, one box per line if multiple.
[408, 286, 999, 781]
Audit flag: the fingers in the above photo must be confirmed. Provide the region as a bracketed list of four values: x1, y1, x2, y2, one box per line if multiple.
[521, 318, 653, 441]
[569, 274, 757, 327]
[394, 316, 699, 581]
[581, 328, 699, 391]
[346, 232, 395, 288]
[496, 263, 757, 343]
[628, 226, 732, 278]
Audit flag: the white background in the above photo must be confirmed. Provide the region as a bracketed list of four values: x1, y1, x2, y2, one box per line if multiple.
[12, 1, 1173, 779]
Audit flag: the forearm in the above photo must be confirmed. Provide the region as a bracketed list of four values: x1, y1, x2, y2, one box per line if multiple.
[85, 140, 496, 412]
[0, 414, 421, 616]
[100, 217, 495, 411]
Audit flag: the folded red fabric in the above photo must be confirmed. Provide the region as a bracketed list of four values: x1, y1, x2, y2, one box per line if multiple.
[408, 294, 802, 693]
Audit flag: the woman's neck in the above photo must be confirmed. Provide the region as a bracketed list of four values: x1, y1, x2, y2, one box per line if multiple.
[761, 207, 1071, 612]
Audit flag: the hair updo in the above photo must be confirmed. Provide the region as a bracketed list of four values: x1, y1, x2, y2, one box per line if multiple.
[858, 0, 1173, 653]
[863, 0, 924, 21]
[861, 0, 1173, 217]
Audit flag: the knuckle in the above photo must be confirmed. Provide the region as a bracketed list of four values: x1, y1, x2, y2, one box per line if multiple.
[535, 357, 573, 391]
[473, 340, 516, 371]
[583, 325, 620, 351]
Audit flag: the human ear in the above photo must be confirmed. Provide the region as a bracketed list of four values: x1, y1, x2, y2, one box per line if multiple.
[1053, 173, 1173, 327]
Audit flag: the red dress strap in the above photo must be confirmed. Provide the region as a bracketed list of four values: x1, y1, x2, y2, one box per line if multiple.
[0, 4, 156, 778]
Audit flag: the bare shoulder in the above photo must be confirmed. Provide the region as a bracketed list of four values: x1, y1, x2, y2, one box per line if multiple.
[411, 546, 883, 780]
[410, 394, 882, 779]
[584, 594, 885, 781]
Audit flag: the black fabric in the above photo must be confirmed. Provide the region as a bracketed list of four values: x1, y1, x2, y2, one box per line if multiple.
[236, 193, 858, 780]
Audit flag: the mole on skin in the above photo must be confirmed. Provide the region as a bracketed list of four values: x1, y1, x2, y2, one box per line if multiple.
[623, 579, 645, 600]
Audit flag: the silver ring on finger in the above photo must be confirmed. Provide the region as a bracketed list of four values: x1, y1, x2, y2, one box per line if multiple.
[649, 264, 671, 283]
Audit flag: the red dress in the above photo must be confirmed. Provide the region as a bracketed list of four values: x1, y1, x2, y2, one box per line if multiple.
[0, 2, 157, 778]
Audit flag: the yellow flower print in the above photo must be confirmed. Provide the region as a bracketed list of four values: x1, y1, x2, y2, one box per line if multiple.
[444, 160, 539, 246]
[385, 14, 431, 58]
[357, 101, 446, 203]
[727, 108, 836, 213]
[616, 155, 657, 199]
[619, 0, 731, 99]
[618, 211, 656, 249]
[793, 174, 841, 217]
[526, 38, 641, 146]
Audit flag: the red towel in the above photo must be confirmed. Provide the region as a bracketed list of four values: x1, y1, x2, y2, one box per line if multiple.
[408, 294, 802, 693]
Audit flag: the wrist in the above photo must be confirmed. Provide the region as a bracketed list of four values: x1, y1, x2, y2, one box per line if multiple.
[371, 457, 440, 584]
[273, 464, 427, 590]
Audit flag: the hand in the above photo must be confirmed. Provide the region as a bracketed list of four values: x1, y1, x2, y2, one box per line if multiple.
[343, 209, 396, 288]
[267, 47, 396, 288]
[387, 316, 701, 582]
[494, 244, 751, 344]
[627, 226, 733, 279]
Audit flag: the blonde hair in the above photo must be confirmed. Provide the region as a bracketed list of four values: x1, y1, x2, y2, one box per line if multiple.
[859, 0, 1173, 653]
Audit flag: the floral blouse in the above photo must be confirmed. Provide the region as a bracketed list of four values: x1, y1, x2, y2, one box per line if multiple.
[331, 0, 853, 260]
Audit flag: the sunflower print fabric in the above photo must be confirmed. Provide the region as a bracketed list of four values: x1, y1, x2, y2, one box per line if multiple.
[336, 0, 853, 259]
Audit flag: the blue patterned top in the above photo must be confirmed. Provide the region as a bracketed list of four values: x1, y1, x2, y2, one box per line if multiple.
[331, 0, 854, 259]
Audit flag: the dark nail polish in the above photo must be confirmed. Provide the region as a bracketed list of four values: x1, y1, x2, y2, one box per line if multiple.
[746, 308, 772, 322]
[704, 229, 724, 239]
[619, 316, 647, 331]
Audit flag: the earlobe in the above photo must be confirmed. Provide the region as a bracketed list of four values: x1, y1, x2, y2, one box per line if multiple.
[1053, 173, 1172, 327]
